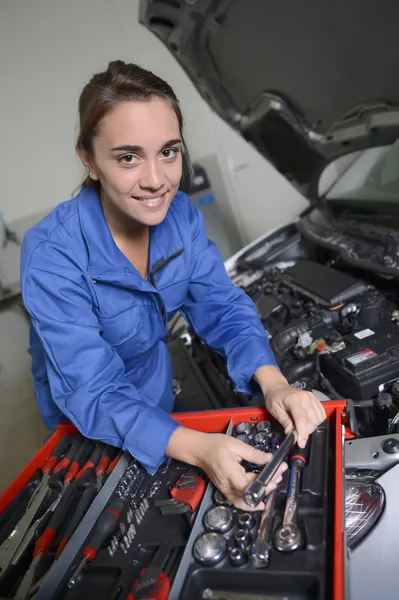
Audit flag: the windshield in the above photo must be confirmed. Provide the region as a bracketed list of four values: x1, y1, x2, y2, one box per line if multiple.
[322, 140, 399, 202]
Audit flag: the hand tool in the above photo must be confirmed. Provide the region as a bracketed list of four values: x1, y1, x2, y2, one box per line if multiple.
[253, 431, 269, 447]
[251, 488, 277, 568]
[202, 589, 289, 600]
[213, 489, 231, 506]
[229, 546, 247, 567]
[147, 480, 162, 499]
[67, 494, 126, 587]
[193, 532, 227, 566]
[244, 431, 296, 508]
[256, 421, 272, 435]
[203, 506, 234, 534]
[234, 528, 251, 550]
[0, 435, 82, 576]
[274, 442, 308, 553]
[5, 438, 93, 578]
[127, 541, 171, 599]
[55, 443, 114, 560]
[68, 465, 138, 588]
[154, 470, 205, 515]
[237, 512, 255, 531]
[234, 422, 255, 440]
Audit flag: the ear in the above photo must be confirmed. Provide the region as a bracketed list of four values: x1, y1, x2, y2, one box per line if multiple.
[76, 142, 99, 181]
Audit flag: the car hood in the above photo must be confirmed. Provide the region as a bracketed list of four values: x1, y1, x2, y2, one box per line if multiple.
[139, 0, 399, 201]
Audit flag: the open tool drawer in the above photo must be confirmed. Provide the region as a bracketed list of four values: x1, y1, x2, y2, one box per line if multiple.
[0, 401, 346, 600]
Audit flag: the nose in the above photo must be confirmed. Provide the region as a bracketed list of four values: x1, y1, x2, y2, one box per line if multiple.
[139, 159, 163, 191]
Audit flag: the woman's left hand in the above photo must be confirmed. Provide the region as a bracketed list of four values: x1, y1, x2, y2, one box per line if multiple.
[264, 382, 326, 448]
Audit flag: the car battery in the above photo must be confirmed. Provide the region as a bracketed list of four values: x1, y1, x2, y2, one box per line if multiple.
[0, 402, 346, 600]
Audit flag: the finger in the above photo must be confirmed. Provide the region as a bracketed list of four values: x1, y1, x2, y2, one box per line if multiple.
[288, 403, 311, 448]
[232, 440, 274, 466]
[314, 395, 327, 423]
[270, 403, 294, 436]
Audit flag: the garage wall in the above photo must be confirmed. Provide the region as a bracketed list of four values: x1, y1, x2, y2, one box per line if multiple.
[0, 0, 307, 285]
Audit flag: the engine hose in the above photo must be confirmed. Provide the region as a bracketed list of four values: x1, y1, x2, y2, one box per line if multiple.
[272, 322, 309, 363]
[315, 352, 341, 400]
[283, 357, 316, 384]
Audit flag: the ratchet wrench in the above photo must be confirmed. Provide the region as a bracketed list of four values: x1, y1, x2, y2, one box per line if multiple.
[274, 442, 308, 553]
[244, 432, 295, 508]
[251, 487, 277, 568]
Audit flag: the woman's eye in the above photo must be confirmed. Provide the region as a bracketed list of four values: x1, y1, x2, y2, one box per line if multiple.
[118, 154, 138, 165]
[161, 148, 178, 160]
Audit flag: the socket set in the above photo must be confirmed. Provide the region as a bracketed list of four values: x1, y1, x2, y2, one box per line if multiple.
[0, 404, 346, 600]
[171, 419, 336, 600]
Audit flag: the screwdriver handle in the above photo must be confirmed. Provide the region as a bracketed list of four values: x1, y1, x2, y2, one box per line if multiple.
[82, 497, 125, 558]
[64, 439, 94, 483]
[53, 435, 83, 474]
[33, 484, 76, 557]
[291, 441, 309, 468]
[107, 452, 122, 475]
[42, 435, 73, 474]
[56, 484, 98, 559]
[96, 445, 118, 477]
[76, 442, 104, 481]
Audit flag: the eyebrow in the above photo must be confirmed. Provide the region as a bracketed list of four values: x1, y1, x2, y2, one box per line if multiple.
[110, 139, 182, 153]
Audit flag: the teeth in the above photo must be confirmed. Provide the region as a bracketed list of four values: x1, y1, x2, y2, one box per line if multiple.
[142, 196, 162, 205]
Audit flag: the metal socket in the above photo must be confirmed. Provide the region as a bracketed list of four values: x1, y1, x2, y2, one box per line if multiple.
[193, 532, 227, 566]
[234, 528, 252, 550]
[235, 422, 255, 439]
[229, 546, 247, 567]
[256, 420, 272, 434]
[204, 506, 234, 534]
[238, 512, 255, 531]
[213, 489, 231, 506]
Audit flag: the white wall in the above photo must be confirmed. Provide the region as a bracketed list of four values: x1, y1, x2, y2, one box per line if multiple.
[0, 0, 306, 253]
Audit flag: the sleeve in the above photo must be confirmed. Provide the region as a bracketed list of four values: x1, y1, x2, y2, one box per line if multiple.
[21, 261, 179, 474]
[180, 199, 280, 395]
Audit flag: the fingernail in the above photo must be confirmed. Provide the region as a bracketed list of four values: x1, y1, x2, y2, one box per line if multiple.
[298, 439, 306, 448]
[282, 463, 288, 472]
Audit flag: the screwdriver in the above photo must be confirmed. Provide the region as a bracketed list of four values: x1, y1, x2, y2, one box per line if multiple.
[55, 444, 116, 559]
[68, 495, 126, 587]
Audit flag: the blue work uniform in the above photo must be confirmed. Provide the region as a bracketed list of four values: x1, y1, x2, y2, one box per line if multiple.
[20, 187, 278, 473]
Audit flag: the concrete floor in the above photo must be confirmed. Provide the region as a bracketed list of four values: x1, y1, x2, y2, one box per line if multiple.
[0, 304, 47, 493]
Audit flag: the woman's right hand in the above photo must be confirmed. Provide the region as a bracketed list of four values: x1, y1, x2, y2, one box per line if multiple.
[194, 432, 287, 511]
[166, 427, 287, 511]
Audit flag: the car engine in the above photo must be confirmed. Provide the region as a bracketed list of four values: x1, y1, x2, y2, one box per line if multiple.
[169, 213, 399, 440]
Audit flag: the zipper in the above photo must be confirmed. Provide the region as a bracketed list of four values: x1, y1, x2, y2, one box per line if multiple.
[149, 248, 184, 325]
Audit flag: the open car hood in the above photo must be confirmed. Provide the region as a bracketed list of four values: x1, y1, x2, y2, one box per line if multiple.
[139, 0, 399, 201]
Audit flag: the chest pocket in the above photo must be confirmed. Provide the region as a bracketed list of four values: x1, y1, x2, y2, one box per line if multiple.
[95, 295, 164, 362]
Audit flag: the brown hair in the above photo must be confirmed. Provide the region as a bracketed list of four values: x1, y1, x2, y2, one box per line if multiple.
[76, 60, 193, 191]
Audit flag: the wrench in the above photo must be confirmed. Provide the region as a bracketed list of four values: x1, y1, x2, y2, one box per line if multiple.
[274, 443, 308, 552]
[244, 432, 295, 508]
[202, 589, 288, 600]
[251, 487, 277, 568]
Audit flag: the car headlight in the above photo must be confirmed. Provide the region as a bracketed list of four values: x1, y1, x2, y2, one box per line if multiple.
[345, 480, 385, 549]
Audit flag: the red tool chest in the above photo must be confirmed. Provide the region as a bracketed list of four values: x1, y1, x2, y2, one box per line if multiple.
[0, 401, 346, 600]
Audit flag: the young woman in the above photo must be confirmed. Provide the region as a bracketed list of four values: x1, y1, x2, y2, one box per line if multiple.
[20, 61, 325, 510]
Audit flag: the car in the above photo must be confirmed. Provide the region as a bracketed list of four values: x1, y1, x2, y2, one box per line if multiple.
[140, 2, 399, 598]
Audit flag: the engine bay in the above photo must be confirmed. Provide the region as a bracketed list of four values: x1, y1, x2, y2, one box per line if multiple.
[169, 208, 399, 440]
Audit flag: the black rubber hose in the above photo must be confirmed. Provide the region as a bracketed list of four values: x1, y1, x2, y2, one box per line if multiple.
[272, 322, 309, 363]
[283, 357, 316, 384]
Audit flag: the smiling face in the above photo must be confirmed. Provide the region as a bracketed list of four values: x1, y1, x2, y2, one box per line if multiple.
[81, 98, 183, 229]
